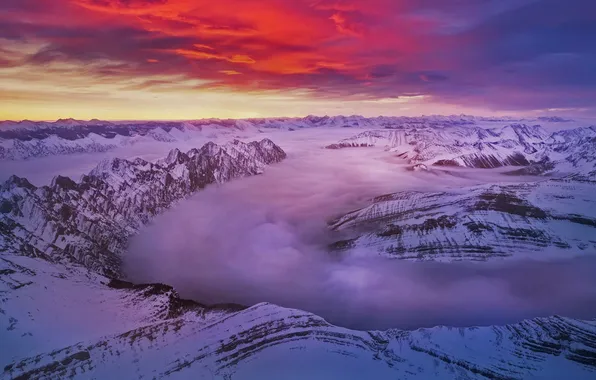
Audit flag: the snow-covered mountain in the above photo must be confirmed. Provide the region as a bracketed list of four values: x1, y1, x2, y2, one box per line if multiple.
[327, 124, 596, 178]
[2, 253, 596, 379]
[0, 120, 262, 160]
[0, 115, 571, 160]
[2, 123, 596, 378]
[329, 179, 596, 261]
[0, 139, 286, 276]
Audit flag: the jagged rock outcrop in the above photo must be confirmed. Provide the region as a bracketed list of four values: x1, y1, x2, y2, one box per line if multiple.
[0, 139, 286, 275]
[329, 179, 596, 260]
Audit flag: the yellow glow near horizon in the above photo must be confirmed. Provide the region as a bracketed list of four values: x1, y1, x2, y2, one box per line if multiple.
[0, 64, 499, 121]
[1, 0, 593, 121]
[1, 88, 501, 121]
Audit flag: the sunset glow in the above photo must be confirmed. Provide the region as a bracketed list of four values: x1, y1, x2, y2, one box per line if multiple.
[1, 0, 594, 120]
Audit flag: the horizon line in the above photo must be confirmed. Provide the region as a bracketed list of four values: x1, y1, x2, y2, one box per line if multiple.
[0, 114, 571, 124]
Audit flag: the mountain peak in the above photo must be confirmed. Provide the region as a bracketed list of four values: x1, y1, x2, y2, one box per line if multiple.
[2, 175, 36, 191]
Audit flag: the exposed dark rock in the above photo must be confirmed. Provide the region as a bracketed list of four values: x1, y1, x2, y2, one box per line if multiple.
[433, 159, 461, 167]
[328, 238, 358, 251]
[473, 192, 547, 218]
[504, 159, 556, 176]
[106, 278, 247, 319]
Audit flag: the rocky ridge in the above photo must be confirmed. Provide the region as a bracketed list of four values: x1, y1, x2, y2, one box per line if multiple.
[329, 179, 596, 261]
[327, 124, 596, 178]
[0, 139, 286, 275]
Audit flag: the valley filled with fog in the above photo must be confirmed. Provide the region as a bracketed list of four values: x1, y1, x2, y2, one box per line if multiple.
[3, 0, 596, 376]
[3, 117, 596, 379]
[121, 130, 596, 330]
[4, 121, 596, 330]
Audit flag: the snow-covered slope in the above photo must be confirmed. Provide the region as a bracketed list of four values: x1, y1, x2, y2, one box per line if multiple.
[2, 254, 596, 380]
[545, 126, 596, 178]
[327, 124, 596, 177]
[329, 179, 596, 261]
[0, 139, 286, 276]
[0, 254, 241, 371]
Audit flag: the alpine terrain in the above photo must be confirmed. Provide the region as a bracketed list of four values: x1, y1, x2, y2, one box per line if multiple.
[1, 118, 596, 379]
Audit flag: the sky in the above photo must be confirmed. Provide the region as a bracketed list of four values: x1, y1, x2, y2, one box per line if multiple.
[1, 0, 595, 120]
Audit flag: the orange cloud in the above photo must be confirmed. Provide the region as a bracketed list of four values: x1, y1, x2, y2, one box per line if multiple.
[220, 70, 242, 75]
[229, 55, 256, 64]
[2, 0, 592, 120]
[193, 44, 214, 50]
[0, 0, 461, 118]
[173, 49, 255, 64]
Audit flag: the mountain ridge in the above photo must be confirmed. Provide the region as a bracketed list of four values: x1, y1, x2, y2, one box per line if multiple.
[326, 124, 596, 178]
[329, 179, 596, 261]
[0, 139, 286, 275]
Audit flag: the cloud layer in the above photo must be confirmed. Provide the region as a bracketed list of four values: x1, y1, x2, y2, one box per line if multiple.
[124, 146, 596, 330]
[2, 0, 596, 118]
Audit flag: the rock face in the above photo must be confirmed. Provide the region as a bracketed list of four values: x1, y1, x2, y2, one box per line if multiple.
[2, 254, 596, 379]
[0, 139, 286, 275]
[327, 124, 596, 177]
[329, 180, 596, 261]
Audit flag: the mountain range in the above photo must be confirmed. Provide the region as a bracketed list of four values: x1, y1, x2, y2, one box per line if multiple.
[0, 139, 286, 276]
[326, 124, 596, 179]
[2, 120, 596, 379]
[0, 115, 582, 161]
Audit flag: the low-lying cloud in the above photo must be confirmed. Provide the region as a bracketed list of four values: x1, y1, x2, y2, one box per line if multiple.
[125, 146, 596, 330]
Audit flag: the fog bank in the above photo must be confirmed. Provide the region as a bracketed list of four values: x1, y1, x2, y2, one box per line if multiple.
[125, 146, 596, 330]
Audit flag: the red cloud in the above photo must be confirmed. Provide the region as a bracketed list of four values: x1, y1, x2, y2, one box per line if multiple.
[5, 0, 592, 115]
[0, 0, 437, 102]
[329, 12, 365, 37]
